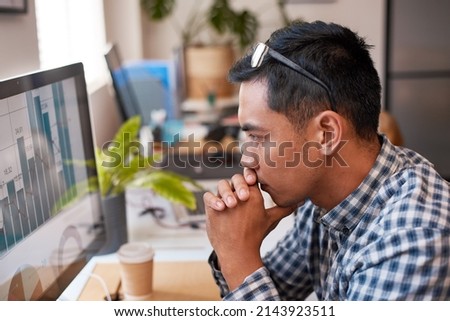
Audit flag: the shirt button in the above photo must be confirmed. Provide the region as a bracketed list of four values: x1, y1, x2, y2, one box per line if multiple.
[342, 227, 350, 235]
[331, 242, 338, 251]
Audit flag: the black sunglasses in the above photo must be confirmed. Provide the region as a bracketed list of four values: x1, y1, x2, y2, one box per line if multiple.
[251, 42, 337, 112]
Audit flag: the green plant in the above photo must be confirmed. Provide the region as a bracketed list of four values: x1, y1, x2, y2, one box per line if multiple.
[141, 0, 259, 51]
[95, 115, 201, 210]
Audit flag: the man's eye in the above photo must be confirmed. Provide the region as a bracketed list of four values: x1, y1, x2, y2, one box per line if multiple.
[248, 134, 262, 142]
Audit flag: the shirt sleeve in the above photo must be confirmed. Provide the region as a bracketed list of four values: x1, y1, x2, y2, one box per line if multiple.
[207, 251, 230, 298]
[208, 251, 281, 300]
[208, 209, 315, 301]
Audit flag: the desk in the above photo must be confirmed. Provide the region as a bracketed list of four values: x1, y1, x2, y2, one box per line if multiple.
[59, 248, 217, 301]
[78, 261, 220, 301]
[60, 181, 294, 301]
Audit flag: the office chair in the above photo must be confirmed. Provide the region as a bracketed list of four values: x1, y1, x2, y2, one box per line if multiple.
[378, 110, 404, 146]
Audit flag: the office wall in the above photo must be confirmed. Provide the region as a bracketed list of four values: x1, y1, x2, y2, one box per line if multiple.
[89, 83, 123, 147]
[91, 0, 146, 147]
[140, 0, 386, 89]
[103, 0, 143, 62]
[0, 0, 40, 79]
[0, 0, 124, 147]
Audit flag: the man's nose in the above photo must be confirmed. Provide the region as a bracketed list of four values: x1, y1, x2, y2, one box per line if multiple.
[240, 151, 259, 169]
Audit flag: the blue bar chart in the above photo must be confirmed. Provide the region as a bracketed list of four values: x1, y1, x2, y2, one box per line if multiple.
[0, 82, 76, 256]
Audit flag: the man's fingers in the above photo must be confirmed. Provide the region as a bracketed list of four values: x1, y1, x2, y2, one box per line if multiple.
[203, 191, 225, 211]
[204, 171, 258, 211]
[243, 168, 258, 185]
[230, 174, 251, 201]
[217, 179, 237, 208]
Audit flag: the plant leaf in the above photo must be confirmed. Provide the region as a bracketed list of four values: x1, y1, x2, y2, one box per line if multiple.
[95, 147, 112, 196]
[208, 0, 233, 34]
[111, 115, 141, 159]
[232, 10, 259, 50]
[95, 116, 144, 197]
[141, 0, 176, 20]
[131, 171, 198, 210]
[159, 170, 204, 190]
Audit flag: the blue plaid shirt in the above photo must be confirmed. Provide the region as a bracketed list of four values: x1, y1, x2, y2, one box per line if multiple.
[209, 136, 450, 300]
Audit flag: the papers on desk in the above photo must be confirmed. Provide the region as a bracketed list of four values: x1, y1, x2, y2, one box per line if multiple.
[124, 184, 213, 251]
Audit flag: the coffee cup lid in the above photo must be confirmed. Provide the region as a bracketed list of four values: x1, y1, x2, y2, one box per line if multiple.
[117, 242, 154, 264]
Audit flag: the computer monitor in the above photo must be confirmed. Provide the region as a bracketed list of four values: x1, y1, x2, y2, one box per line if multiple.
[104, 44, 140, 122]
[0, 63, 104, 300]
[104, 43, 180, 129]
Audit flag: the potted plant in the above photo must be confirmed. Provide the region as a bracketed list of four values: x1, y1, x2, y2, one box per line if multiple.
[140, 0, 260, 99]
[95, 115, 201, 253]
[96, 115, 199, 206]
[141, 0, 259, 51]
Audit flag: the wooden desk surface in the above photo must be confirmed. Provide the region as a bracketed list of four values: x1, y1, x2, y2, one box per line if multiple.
[78, 261, 221, 301]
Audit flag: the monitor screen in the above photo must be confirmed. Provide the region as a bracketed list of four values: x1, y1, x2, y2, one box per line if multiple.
[104, 43, 180, 128]
[104, 44, 140, 121]
[0, 63, 104, 300]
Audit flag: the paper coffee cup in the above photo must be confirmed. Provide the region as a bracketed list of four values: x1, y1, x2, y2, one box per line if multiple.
[117, 242, 154, 300]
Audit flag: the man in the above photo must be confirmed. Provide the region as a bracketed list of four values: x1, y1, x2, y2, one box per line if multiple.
[203, 20, 450, 300]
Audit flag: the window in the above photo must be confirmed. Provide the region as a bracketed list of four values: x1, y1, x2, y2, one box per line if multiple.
[35, 0, 107, 90]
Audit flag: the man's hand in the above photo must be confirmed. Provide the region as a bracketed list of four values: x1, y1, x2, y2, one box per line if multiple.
[203, 169, 296, 290]
[203, 168, 258, 211]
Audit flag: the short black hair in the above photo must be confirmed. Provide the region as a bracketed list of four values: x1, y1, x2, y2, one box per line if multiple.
[229, 20, 381, 140]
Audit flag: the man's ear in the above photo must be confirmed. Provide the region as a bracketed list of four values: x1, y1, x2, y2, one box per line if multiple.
[314, 111, 344, 156]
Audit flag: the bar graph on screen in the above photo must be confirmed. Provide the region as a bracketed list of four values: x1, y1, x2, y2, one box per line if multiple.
[0, 80, 78, 256]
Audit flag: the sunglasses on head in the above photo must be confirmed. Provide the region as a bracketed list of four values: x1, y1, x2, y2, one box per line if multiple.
[251, 42, 337, 112]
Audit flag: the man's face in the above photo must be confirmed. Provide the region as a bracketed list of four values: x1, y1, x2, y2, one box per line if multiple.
[238, 80, 321, 207]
